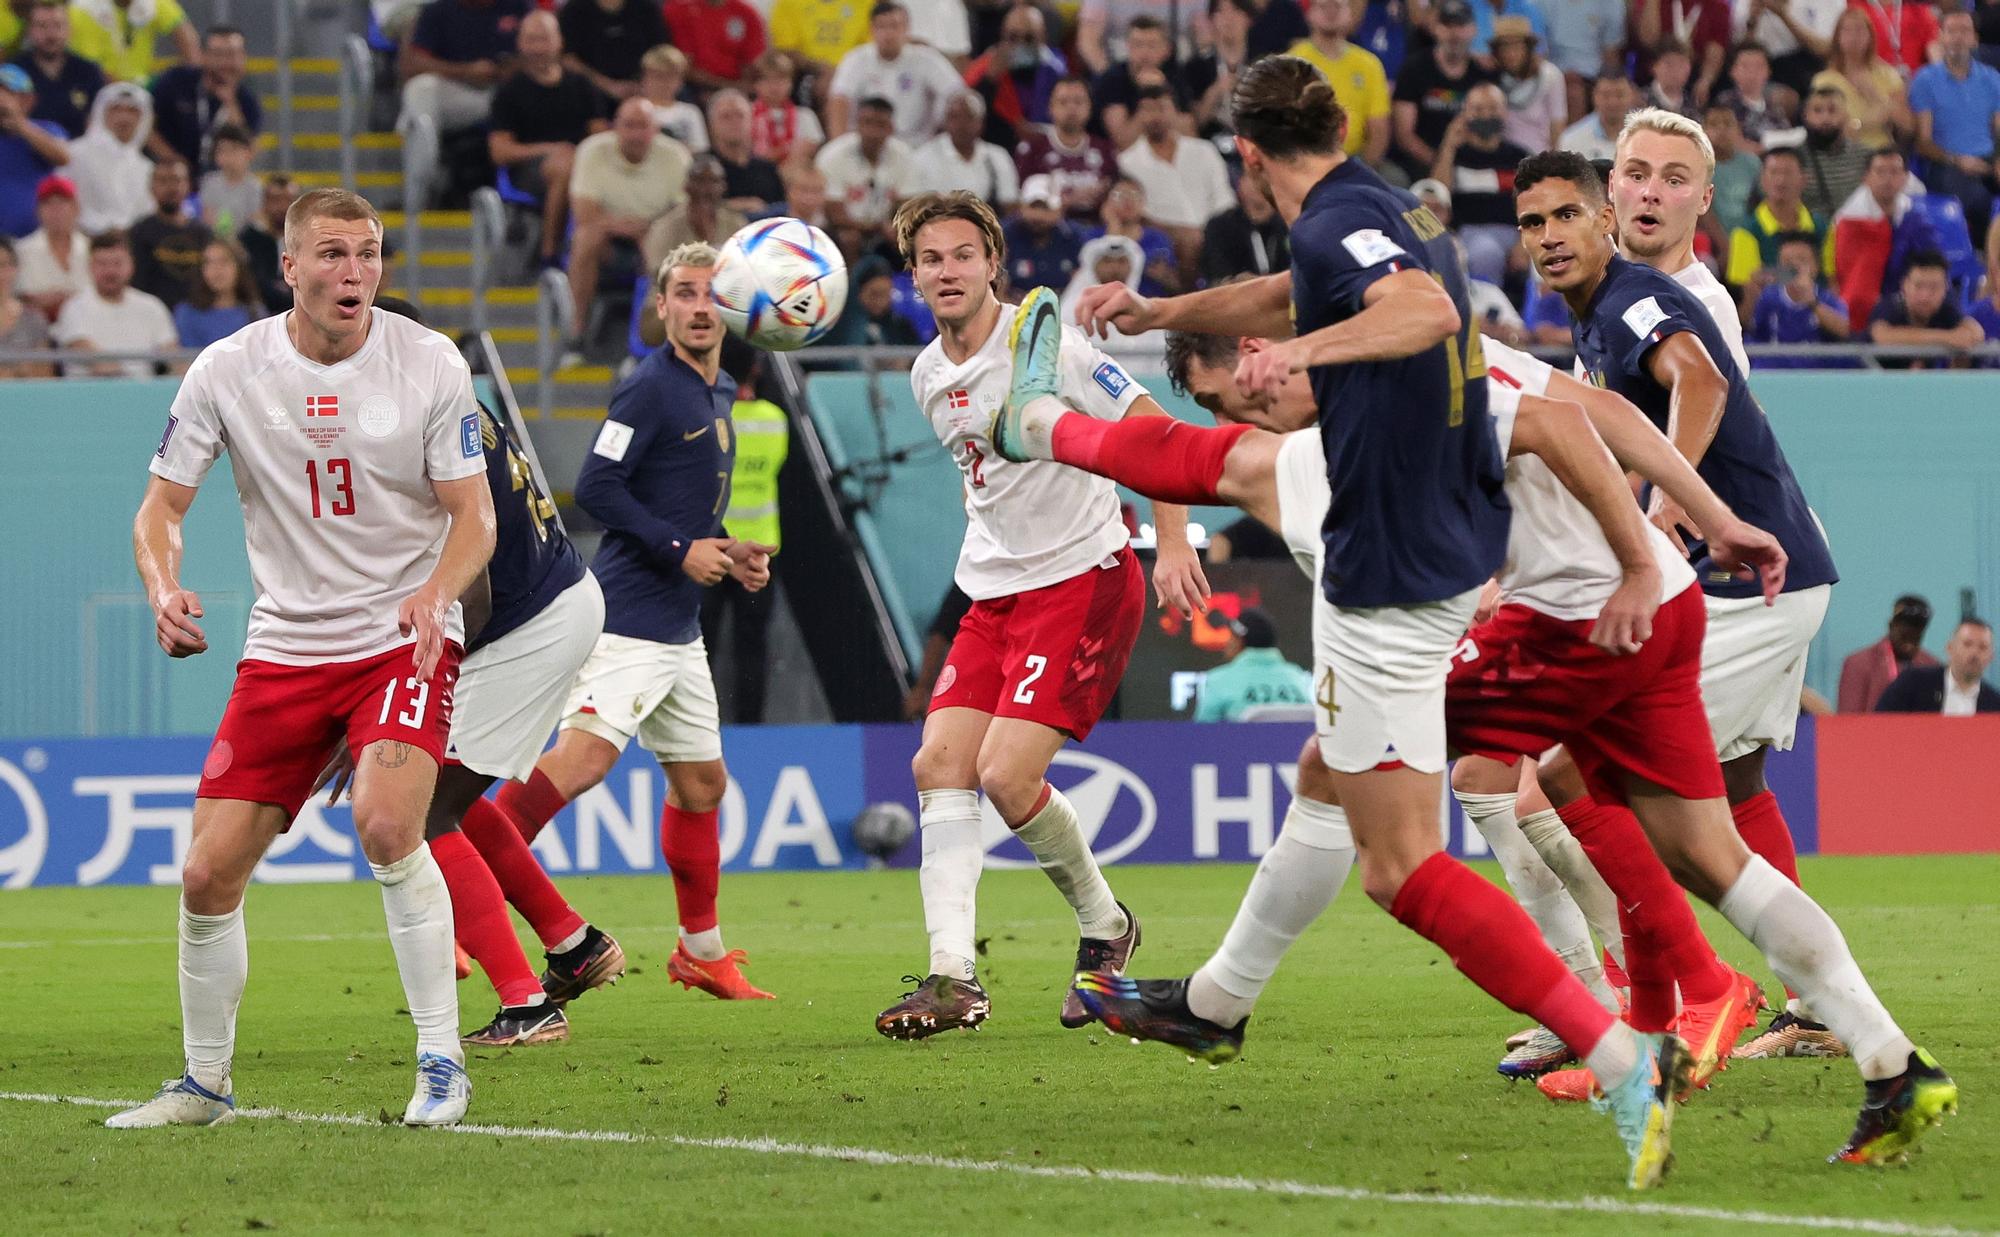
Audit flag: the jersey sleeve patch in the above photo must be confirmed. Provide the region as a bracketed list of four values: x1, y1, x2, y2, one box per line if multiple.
[1092, 360, 1131, 399]
[156, 413, 178, 458]
[1340, 227, 1407, 268]
[460, 411, 480, 458]
[593, 420, 635, 462]
[1621, 295, 1670, 340]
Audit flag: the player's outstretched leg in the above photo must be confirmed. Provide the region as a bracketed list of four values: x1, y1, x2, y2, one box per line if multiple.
[661, 758, 774, 1001]
[458, 797, 626, 1006]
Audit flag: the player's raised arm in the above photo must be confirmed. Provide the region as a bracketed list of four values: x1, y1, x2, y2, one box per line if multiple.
[1073, 271, 1295, 344]
[1237, 267, 1459, 400]
[402, 473, 496, 682]
[134, 475, 207, 658]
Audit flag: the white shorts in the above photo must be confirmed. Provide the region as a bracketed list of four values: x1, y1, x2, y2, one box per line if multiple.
[1483, 337, 1555, 397]
[1701, 584, 1830, 762]
[560, 629, 723, 764]
[1312, 585, 1483, 775]
[1274, 429, 1329, 581]
[447, 573, 605, 781]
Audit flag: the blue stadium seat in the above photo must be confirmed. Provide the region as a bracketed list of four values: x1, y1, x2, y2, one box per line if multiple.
[1903, 193, 1984, 302]
[889, 271, 936, 343]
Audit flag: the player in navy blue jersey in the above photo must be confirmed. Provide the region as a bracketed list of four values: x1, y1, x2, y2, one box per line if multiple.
[493, 243, 779, 1003]
[1515, 150, 1957, 1165]
[1063, 56, 1682, 1188]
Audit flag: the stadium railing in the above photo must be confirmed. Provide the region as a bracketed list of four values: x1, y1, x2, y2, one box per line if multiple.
[532, 266, 576, 421]
[337, 32, 375, 194]
[400, 114, 436, 299]
[469, 187, 507, 338]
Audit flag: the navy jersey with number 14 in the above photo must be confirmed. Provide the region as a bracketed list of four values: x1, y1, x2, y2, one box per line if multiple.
[1286, 158, 1511, 608]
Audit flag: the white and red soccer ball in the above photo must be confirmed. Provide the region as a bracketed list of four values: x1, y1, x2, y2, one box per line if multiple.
[710, 217, 850, 351]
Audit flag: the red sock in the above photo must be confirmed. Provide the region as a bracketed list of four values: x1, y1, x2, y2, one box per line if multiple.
[660, 804, 721, 934]
[1731, 790, 1801, 885]
[430, 831, 543, 1007]
[461, 796, 586, 949]
[1556, 796, 1733, 1005]
[1602, 948, 1631, 991]
[495, 768, 568, 843]
[1049, 415, 1251, 505]
[1390, 853, 1618, 1061]
[1617, 902, 1677, 1032]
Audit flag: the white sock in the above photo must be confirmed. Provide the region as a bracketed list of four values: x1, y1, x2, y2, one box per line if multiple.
[373, 844, 463, 1065]
[1717, 855, 1913, 1081]
[679, 926, 725, 961]
[919, 789, 982, 982]
[1519, 806, 1627, 972]
[179, 900, 246, 1095]
[1457, 792, 1618, 1010]
[1187, 797, 1355, 1027]
[1012, 786, 1126, 940]
[1584, 1021, 1642, 1091]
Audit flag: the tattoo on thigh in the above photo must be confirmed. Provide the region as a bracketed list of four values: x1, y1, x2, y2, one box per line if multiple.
[375, 741, 413, 769]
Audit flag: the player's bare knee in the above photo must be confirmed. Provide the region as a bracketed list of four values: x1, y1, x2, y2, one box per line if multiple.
[975, 756, 1041, 823]
[666, 760, 728, 812]
[1450, 755, 1514, 796]
[911, 738, 974, 793]
[1534, 750, 1588, 810]
[352, 807, 422, 867]
[179, 856, 243, 915]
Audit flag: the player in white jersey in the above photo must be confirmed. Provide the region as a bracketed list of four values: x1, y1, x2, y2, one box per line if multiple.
[1603, 107, 1845, 1058]
[874, 191, 1207, 1040]
[110, 189, 497, 1131]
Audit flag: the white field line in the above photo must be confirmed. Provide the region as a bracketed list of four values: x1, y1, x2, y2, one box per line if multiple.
[0, 1091, 1987, 1237]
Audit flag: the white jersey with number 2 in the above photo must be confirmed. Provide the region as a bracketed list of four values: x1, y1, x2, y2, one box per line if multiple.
[149, 308, 487, 665]
[911, 301, 1144, 600]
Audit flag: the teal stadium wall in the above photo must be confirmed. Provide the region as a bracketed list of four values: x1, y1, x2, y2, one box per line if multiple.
[1, 370, 1994, 739]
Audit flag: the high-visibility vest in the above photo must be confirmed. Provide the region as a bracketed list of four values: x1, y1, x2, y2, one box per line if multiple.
[725, 398, 789, 553]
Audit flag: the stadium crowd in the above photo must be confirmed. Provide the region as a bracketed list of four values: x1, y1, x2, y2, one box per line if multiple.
[8, 0, 2000, 372]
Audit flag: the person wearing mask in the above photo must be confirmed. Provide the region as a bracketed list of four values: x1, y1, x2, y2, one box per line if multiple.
[171, 235, 260, 349]
[13, 170, 80, 316]
[10, 0, 102, 140]
[1839, 595, 1937, 713]
[1797, 86, 1870, 221]
[127, 155, 210, 306]
[965, 2, 1068, 145]
[1013, 75, 1117, 223]
[1001, 175, 1083, 294]
[50, 228, 176, 377]
[1431, 81, 1529, 284]
[1876, 619, 2000, 714]
[64, 79, 151, 236]
[0, 233, 51, 376]
[1192, 608, 1312, 722]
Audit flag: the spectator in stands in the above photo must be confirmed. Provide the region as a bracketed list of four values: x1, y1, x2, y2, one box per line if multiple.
[1117, 83, 1232, 276]
[127, 154, 206, 305]
[1797, 86, 1870, 220]
[1856, 0, 1940, 76]
[1742, 0, 1844, 98]
[766, 0, 870, 97]
[1014, 75, 1117, 222]
[237, 171, 295, 313]
[906, 0, 969, 66]
[1813, 8, 1913, 152]
[1393, 2, 1492, 181]
[1870, 250, 1984, 364]
[1558, 71, 1637, 162]
[198, 123, 259, 237]
[640, 45, 710, 152]
[1202, 169, 1290, 283]
[1713, 42, 1797, 151]
[815, 95, 908, 254]
[639, 153, 743, 347]
[1193, 607, 1312, 722]
[1743, 231, 1850, 361]
[1076, 0, 1206, 76]
[1001, 173, 1083, 294]
[1912, 8, 2000, 246]
[904, 90, 1018, 206]
[69, 0, 198, 84]
[1092, 16, 1186, 152]
[171, 236, 258, 349]
[1185, 0, 1254, 138]
[0, 61, 64, 236]
[1289, 0, 1390, 166]
[776, 161, 827, 227]
[1090, 172, 1179, 292]
[966, 3, 1068, 145]
[1062, 232, 1163, 360]
[0, 234, 51, 377]
[1432, 82, 1527, 284]
[707, 87, 787, 213]
[1251, 0, 1313, 61]
[661, 0, 768, 93]
[66, 78, 147, 235]
[749, 50, 821, 166]
[1834, 148, 1933, 331]
[1633, 0, 1731, 105]
[1544, 0, 1626, 120]
[1727, 146, 1824, 287]
[569, 96, 693, 336]
[148, 24, 258, 172]
[51, 229, 175, 378]
[559, 0, 669, 101]
[825, 2, 957, 143]
[488, 11, 609, 263]
[15, 171, 80, 315]
[1876, 617, 2000, 713]
[1644, 40, 1700, 119]
[1972, 219, 2000, 340]
[1491, 16, 1563, 154]
[397, 0, 534, 203]
[821, 251, 919, 345]
[1839, 594, 1937, 713]
[1523, 275, 1573, 344]
[1702, 102, 1763, 249]
[12, 1, 100, 140]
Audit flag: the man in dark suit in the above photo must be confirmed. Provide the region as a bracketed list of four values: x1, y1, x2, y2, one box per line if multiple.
[1877, 618, 2000, 714]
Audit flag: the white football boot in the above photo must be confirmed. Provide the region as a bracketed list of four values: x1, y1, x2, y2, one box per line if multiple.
[403, 1051, 470, 1126]
[105, 1075, 237, 1128]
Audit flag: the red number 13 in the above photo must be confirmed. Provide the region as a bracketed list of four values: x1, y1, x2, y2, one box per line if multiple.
[307, 458, 355, 518]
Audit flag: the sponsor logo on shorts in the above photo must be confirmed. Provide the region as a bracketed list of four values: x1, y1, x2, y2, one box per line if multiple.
[1092, 362, 1130, 399]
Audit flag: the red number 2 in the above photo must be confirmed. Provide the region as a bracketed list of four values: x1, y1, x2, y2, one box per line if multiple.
[307, 458, 356, 518]
[961, 440, 988, 489]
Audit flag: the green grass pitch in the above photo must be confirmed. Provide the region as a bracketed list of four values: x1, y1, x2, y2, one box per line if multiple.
[1, 856, 1993, 1235]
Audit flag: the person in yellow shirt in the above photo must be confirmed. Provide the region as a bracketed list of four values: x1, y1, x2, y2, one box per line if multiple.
[766, 0, 870, 97]
[1726, 146, 1832, 287]
[702, 363, 790, 724]
[67, 0, 198, 84]
[1286, 0, 1388, 165]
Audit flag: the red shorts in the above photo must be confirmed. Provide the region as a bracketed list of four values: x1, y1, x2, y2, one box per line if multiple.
[1445, 586, 1724, 806]
[198, 642, 462, 823]
[929, 548, 1144, 740]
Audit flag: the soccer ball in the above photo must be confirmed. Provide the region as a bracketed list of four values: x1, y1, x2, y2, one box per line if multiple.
[851, 801, 917, 865]
[711, 217, 850, 351]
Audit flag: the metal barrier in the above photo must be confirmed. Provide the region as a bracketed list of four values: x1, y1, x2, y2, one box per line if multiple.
[468, 187, 506, 337]
[533, 266, 576, 421]
[336, 33, 375, 193]
[273, 0, 296, 173]
[400, 113, 435, 303]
